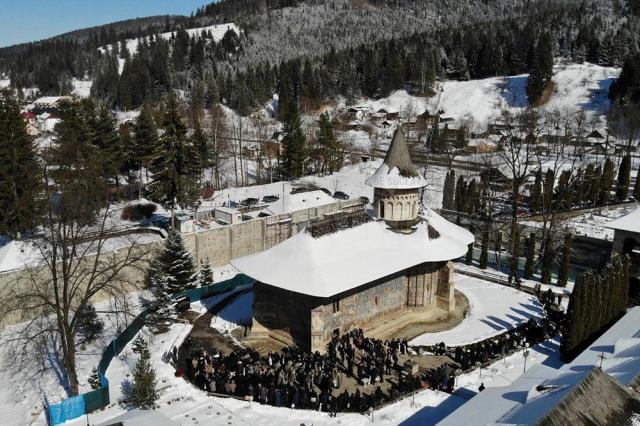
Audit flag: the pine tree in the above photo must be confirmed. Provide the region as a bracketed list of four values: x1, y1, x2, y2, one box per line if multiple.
[133, 104, 159, 198]
[91, 106, 123, 189]
[590, 165, 602, 205]
[318, 112, 340, 173]
[199, 258, 214, 287]
[479, 227, 489, 269]
[634, 164, 640, 200]
[455, 175, 466, 213]
[0, 96, 41, 237]
[600, 158, 614, 204]
[88, 367, 101, 390]
[561, 273, 585, 361]
[157, 231, 197, 293]
[467, 179, 478, 214]
[616, 155, 631, 201]
[442, 171, 451, 210]
[280, 99, 306, 179]
[526, 33, 554, 105]
[76, 302, 104, 343]
[132, 335, 147, 354]
[524, 232, 536, 279]
[148, 94, 199, 217]
[543, 169, 555, 213]
[557, 233, 573, 288]
[125, 343, 158, 409]
[443, 170, 456, 210]
[541, 237, 554, 284]
[147, 273, 176, 333]
[509, 222, 521, 280]
[531, 168, 543, 213]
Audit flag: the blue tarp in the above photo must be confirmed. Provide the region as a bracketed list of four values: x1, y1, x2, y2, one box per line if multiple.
[47, 274, 251, 425]
[48, 395, 85, 425]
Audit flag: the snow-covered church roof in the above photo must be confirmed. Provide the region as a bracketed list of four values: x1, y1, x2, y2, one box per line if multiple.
[365, 126, 427, 190]
[231, 209, 473, 298]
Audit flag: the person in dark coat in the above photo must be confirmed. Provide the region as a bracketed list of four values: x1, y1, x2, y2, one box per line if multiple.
[330, 394, 338, 417]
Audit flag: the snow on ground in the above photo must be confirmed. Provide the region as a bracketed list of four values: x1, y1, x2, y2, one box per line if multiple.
[71, 79, 92, 98]
[64, 286, 463, 426]
[454, 263, 573, 301]
[520, 203, 638, 241]
[0, 265, 553, 425]
[454, 337, 562, 393]
[0, 291, 149, 425]
[411, 274, 543, 347]
[63, 276, 552, 426]
[433, 62, 619, 125]
[115, 109, 141, 124]
[337, 62, 619, 132]
[338, 129, 371, 151]
[545, 62, 619, 114]
[209, 291, 253, 332]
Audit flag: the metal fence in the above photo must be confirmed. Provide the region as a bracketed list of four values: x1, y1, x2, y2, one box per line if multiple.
[46, 274, 252, 425]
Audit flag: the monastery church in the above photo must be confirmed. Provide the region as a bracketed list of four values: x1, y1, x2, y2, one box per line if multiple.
[232, 127, 475, 352]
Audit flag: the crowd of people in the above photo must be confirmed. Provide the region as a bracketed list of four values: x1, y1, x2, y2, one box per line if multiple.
[179, 318, 552, 414]
[179, 329, 426, 413]
[418, 319, 549, 376]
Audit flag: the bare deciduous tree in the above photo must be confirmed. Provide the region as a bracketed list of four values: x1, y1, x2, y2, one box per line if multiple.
[0, 157, 150, 396]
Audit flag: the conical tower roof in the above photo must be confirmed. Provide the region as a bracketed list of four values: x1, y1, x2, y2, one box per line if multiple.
[365, 126, 427, 189]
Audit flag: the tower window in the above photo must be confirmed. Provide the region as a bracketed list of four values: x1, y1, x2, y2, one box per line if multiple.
[332, 298, 340, 313]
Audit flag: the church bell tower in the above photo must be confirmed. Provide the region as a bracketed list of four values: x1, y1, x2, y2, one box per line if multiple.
[365, 126, 427, 232]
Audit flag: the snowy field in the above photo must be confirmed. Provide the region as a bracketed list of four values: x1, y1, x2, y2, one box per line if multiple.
[435, 62, 619, 125]
[72, 78, 92, 98]
[520, 203, 639, 241]
[411, 274, 543, 347]
[336, 62, 619, 132]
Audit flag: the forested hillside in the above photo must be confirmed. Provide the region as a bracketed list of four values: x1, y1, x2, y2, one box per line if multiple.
[1, 0, 639, 116]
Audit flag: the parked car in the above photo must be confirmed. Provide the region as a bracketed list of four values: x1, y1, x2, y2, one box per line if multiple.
[333, 191, 349, 200]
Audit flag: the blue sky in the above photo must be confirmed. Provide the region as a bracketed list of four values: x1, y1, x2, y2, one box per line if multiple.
[0, 0, 215, 47]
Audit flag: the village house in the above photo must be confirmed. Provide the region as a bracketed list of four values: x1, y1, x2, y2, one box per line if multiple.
[232, 127, 474, 352]
[20, 111, 40, 136]
[30, 95, 72, 114]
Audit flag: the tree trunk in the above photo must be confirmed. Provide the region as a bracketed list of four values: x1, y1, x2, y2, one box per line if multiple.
[61, 328, 79, 395]
[139, 162, 144, 199]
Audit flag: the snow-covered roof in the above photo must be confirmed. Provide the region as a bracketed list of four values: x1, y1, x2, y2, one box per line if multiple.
[33, 96, 68, 106]
[0, 239, 42, 273]
[231, 209, 473, 298]
[440, 306, 640, 425]
[606, 208, 640, 233]
[98, 410, 179, 426]
[365, 126, 427, 190]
